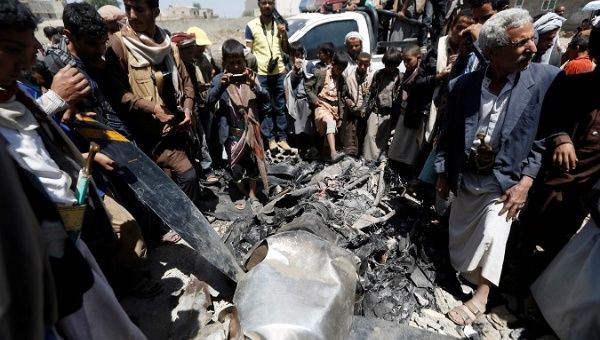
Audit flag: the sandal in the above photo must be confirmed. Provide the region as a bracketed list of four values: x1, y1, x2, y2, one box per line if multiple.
[235, 199, 246, 210]
[205, 174, 219, 185]
[161, 230, 181, 244]
[447, 299, 485, 326]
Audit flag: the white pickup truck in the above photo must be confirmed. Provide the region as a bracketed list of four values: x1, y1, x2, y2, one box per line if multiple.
[286, 10, 414, 71]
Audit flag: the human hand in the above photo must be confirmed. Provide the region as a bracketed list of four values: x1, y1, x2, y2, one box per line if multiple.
[436, 69, 450, 81]
[497, 176, 533, 221]
[435, 174, 449, 200]
[61, 109, 97, 123]
[553, 143, 577, 172]
[221, 73, 232, 86]
[93, 152, 119, 171]
[51, 65, 91, 105]
[153, 104, 175, 124]
[277, 23, 287, 35]
[397, 10, 406, 19]
[245, 68, 257, 85]
[460, 24, 481, 42]
[177, 108, 192, 130]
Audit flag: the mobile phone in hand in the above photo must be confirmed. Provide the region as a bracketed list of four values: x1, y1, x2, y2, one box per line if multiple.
[231, 74, 245, 84]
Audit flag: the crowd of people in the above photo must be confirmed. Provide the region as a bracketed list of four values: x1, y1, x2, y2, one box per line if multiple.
[1, 0, 599, 338]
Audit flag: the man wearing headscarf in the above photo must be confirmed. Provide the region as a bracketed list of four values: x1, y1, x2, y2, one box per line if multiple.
[104, 0, 202, 210]
[533, 11, 566, 65]
[343, 31, 363, 78]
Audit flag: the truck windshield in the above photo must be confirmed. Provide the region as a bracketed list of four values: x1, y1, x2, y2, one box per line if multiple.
[297, 20, 359, 60]
[287, 19, 307, 37]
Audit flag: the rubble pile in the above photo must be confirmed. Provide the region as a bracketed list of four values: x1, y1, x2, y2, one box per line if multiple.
[220, 158, 449, 327]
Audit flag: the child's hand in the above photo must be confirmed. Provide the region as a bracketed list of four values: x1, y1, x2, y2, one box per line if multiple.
[221, 73, 232, 86]
[245, 68, 257, 85]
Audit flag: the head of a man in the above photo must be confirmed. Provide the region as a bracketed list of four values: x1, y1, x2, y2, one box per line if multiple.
[258, 0, 275, 18]
[331, 52, 350, 79]
[43, 26, 57, 40]
[172, 32, 196, 63]
[289, 42, 305, 65]
[470, 0, 498, 24]
[381, 48, 402, 75]
[345, 32, 363, 60]
[187, 27, 211, 58]
[317, 42, 335, 65]
[63, 3, 108, 64]
[566, 35, 589, 59]
[479, 8, 536, 75]
[356, 52, 371, 76]
[554, 5, 566, 17]
[449, 11, 476, 45]
[401, 46, 421, 74]
[0, 0, 39, 88]
[222, 39, 246, 74]
[124, 0, 159, 36]
[536, 28, 559, 55]
[581, 19, 591, 30]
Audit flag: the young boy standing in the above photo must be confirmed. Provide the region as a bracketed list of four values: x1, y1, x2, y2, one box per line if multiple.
[362, 48, 403, 162]
[206, 40, 270, 211]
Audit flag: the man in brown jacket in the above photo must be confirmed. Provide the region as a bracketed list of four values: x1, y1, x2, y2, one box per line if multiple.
[104, 0, 201, 206]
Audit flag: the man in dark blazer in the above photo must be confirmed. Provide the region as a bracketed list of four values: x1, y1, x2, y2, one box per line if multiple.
[433, 8, 560, 326]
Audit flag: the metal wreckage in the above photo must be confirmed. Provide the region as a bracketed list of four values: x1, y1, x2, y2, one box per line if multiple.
[199, 155, 459, 340]
[74, 118, 459, 338]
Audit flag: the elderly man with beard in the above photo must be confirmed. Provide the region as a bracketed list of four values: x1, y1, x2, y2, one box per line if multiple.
[434, 8, 560, 325]
[343, 31, 363, 77]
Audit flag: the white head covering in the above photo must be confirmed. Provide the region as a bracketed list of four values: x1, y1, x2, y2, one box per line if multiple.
[534, 12, 566, 35]
[344, 31, 363, 43]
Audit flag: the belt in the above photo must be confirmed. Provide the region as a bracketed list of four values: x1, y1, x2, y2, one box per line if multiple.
[318, 97, 338, 107]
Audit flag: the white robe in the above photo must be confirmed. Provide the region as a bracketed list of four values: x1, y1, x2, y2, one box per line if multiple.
[449, 173, 512, 286]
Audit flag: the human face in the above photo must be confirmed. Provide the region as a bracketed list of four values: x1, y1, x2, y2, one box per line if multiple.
[555, 6, 566, 16]
[0, 29, 36, 87]
[124, 0, 158, 35]
[258, 0, 275, 17]
[356, 56, 371, 75]
[402, 53, 420, 73]
[346, 38, 362, 59]
[193, 44, 207, 58]
[225, 56, 246, 74]
[179, 46, 195, 63]
[69, 33, 108, 63]
[290, 50, 303, 64]
[489, 23, 537, 74]
[450, 16, 474, 45]
[318, 50, 331, 64]
[472, 3, 496, 24]
[536, 29, 558, 56]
